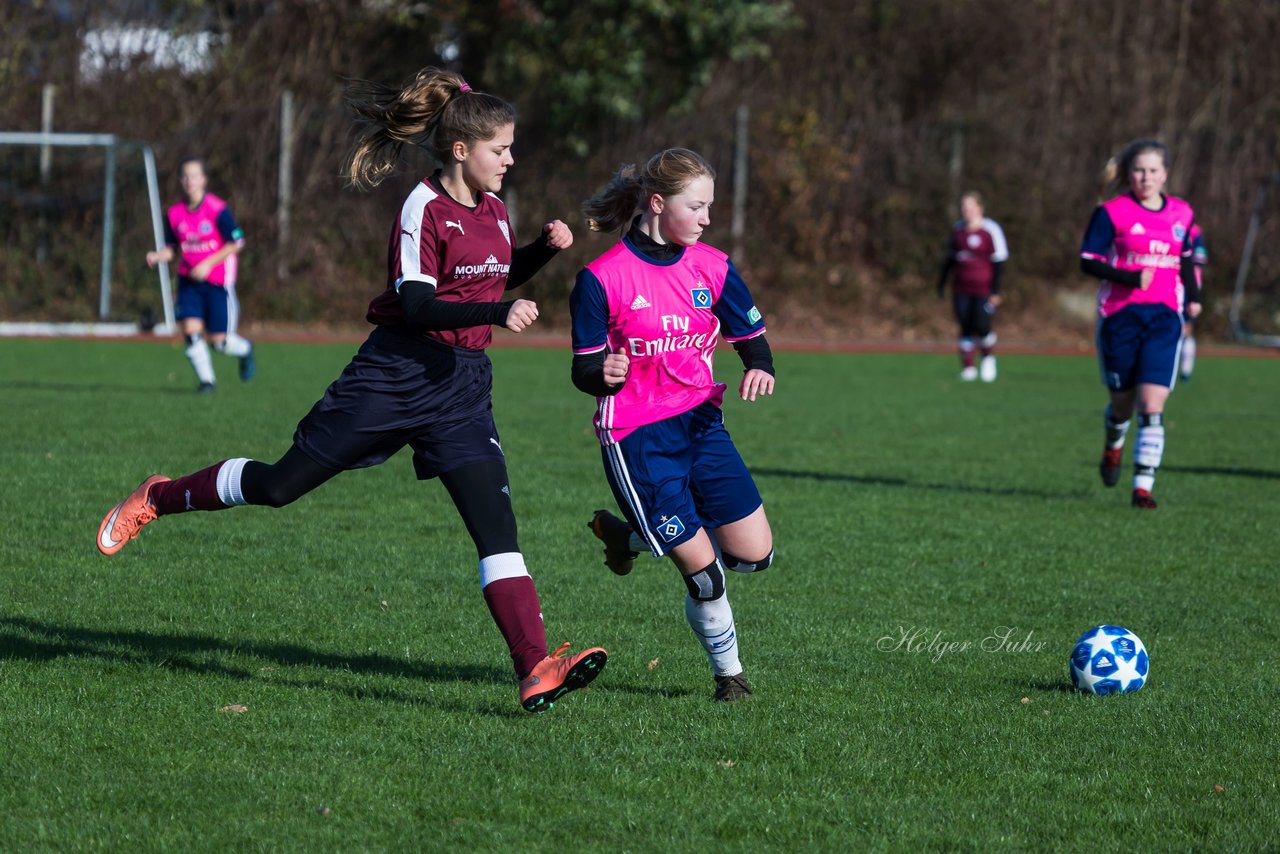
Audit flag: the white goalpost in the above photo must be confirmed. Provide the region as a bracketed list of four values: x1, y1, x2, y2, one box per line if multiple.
[1228, 174, 1280, 349]
[0, 131, 176, 337]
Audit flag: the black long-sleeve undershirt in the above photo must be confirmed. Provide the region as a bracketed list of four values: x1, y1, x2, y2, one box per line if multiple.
[398, 233, 558, 330]
[508, 233, 558, 290]
[570, 336, 775, 398]
[1080, 255, 1200, 303]
[399, 280, 513, 330]
[571, 351, 617, 397]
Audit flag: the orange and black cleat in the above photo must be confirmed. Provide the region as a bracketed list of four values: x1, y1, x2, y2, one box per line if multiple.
[97, 475, 170, 555]
[519, 642, 607, 713]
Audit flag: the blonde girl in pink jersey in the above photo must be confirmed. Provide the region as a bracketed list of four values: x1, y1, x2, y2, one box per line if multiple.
[147, 158, 255, 392]
[1080, 138, 1201, 508]
[572, 149, 776, 702]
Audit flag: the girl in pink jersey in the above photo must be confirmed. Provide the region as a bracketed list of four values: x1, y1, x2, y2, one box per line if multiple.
[147, 157, 256, 393]
[100, 67, 605, 713]
[572, 149, 775, 702]
[1080, 139, 1202, 508]
[936, 191, 1008, 382]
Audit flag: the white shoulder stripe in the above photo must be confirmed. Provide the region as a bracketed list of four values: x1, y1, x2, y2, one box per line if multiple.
[985, 218, 1010, 262]
[394, 274, 438, 293]
[399, 183, 439, 283]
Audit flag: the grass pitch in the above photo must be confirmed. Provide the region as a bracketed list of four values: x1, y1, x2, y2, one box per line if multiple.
[2, 337, 1277, 850]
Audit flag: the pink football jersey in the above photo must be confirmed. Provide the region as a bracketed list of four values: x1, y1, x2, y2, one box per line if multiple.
[573, 240, 765, 444]
[1081, 195, 1195, 317]
[166, 192, 240, 286]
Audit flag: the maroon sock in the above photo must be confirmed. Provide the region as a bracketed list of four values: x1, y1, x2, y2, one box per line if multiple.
[961, 350, 976, 368]
[150, 460, 230, 515]
[482, 575, 548, 679]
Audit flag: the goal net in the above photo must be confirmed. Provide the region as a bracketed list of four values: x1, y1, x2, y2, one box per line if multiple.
[0, 132, 175, 336]
[1229, 175, 1280, 348]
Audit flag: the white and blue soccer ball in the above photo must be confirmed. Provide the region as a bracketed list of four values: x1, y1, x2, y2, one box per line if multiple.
[1069, 625, 1149, 695]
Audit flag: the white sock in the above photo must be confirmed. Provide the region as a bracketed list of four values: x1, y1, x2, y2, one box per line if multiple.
[1180, 336, 1196, 376]
[215, 333, 253, 358]
[1134, 414, 1164, 492]
[215, 458, 253, 506]
[186, 334, 215, 384]
[1104, 404, 1130, 450]
[685, 592, 742, 677]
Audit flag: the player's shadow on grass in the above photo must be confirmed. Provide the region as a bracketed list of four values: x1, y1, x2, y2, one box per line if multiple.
[0, 616, 683, 712]
[1162, 464, 1280, 480]
[752, 467, 1079, 500]
[1, 616, 691, 712]
[0, 616, 525, 715]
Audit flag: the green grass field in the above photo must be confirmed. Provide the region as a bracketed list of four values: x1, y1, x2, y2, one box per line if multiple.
[2, 337, 1278, 850]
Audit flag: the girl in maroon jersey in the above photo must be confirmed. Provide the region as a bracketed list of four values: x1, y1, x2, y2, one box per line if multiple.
[937, 191, 1009, 382]
[97, 67, 606, 713]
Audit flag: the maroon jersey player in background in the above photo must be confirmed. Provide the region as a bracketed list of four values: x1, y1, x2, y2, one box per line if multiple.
[937, 191, 1009, 382]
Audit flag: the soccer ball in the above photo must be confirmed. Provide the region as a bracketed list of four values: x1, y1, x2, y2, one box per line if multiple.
[1069, 625, 1149, 695]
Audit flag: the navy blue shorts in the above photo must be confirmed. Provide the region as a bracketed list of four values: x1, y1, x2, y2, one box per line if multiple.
[1096, 303, 1183, 391]
[176, 277, 239, 334]
[294, 327, 505, 479]
[601, 401, 763, 557]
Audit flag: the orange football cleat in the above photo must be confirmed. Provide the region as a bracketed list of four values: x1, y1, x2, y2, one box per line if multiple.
[97, 475, 170, 555]
[519, 642, 607, 713]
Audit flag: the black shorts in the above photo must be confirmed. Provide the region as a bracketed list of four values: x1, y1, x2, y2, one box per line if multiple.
[953, 293, 995, 338]
[294, 326, 505, 479]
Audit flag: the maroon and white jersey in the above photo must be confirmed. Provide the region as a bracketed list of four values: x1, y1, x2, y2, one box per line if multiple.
[946, 218, 1009, 296]
[366, 177, 514, 350]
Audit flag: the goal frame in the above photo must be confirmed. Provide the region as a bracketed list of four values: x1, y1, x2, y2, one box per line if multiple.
[0, 131, 175, 336]
[1228, 174, 1280, 349]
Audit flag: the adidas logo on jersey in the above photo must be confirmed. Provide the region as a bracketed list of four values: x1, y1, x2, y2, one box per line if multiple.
[630, 294, 652, 310]
[1129, 222, 1146, 235]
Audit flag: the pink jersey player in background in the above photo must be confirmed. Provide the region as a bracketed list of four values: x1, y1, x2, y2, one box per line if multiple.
[1180, 223, 1209, 381]
[1080, 138, 1202, 509]
[147, 157, 255, 392]
[937, 191, 1009, 382]
[571, 148, 776, 703]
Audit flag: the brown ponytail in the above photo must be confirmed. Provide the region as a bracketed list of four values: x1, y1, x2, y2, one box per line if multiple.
[343, 67, 515, 191]
[583, 148, 716, 233]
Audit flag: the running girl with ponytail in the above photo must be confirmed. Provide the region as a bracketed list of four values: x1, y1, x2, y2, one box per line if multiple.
[572, 148, 775, 702]
[1080, 138, 1202, 509]
[96, 67, 606, 713]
